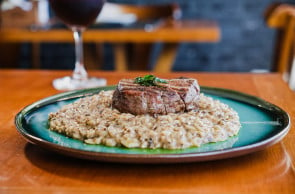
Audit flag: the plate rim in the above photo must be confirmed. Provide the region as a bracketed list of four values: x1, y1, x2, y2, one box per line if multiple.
[15, 86, 291, 163]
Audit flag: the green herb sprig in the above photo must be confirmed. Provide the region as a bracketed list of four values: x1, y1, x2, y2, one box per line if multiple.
[134, 75, 168, 86]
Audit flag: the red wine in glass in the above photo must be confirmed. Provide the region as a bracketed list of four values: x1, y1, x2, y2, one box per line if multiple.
[49, 0, 106, 90]
[50, 0, 104, 27]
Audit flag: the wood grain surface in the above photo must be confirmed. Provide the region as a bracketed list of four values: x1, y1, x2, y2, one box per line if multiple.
[0, 20, 220, 43]
[0, 70, 294, 194]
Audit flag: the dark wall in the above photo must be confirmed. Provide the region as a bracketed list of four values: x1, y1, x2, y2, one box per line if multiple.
[20, 0, 295, 72]
[109, 0, 294, 72]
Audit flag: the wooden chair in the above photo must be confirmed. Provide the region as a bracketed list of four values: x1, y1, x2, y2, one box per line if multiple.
[265, 3, 295, 85]
[0, 2, 40, 68]
[104, 2, 182, 72]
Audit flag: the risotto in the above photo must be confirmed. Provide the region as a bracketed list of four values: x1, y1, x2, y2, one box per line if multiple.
[48, 90, 241, 149]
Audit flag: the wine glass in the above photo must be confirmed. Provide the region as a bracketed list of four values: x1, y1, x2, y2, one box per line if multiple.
[49, 0, 106, 90]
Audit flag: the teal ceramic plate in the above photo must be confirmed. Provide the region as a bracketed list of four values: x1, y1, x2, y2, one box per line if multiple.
[15, 86, 290, 163]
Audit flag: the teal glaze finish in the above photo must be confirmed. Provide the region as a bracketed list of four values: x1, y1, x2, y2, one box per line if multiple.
[15, 86, 290, 162]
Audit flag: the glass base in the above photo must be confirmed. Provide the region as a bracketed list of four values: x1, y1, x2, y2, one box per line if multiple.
[52, 76, 107, 91]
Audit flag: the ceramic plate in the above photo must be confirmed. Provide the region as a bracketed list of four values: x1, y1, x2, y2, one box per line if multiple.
[15, 86, 290, 163]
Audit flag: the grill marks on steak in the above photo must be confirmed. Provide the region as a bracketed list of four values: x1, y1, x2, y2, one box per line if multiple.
[168, 79, 200, 111]
[112, 78, 200, 115]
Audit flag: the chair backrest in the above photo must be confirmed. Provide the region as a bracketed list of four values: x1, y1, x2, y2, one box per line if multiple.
[100, 2, 182, 72]
[265, 3, 295, 81]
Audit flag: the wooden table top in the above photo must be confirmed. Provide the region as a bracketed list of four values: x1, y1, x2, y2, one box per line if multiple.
[1, 70, 294, 193]
[0, 20, 220, 43]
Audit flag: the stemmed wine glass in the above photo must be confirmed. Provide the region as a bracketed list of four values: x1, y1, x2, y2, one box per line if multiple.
[49, 0, 106, 90]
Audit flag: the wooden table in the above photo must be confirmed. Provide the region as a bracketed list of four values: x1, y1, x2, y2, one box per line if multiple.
[1, 70, 294, 193]
[0, 20, 220, 72]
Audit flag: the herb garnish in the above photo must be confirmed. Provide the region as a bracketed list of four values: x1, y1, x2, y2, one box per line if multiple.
[134, 75, 168, 86]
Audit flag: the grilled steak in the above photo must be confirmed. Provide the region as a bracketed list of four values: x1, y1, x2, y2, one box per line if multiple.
[112, 78, 200, 115]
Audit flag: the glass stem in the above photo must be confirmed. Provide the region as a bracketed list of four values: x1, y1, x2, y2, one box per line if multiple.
[72, 27, 88, 80]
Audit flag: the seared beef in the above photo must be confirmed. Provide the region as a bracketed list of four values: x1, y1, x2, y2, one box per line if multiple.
[112, 78, 200, 115]
[168, 79, 200, 111]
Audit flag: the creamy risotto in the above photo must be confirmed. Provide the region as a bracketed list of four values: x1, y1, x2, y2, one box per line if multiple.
[48, 90, 241, 149]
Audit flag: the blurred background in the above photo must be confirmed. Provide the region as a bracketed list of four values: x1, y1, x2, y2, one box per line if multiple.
[0, 0, 294, 72]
